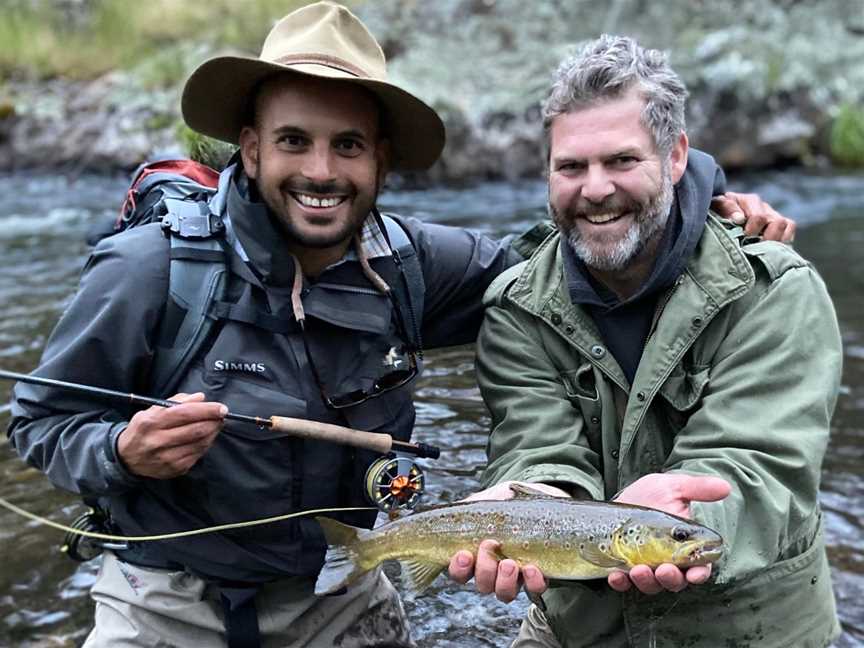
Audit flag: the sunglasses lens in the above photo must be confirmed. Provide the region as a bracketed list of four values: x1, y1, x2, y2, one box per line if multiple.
[328, 390, 367, 408]
[376, 369, 415, 390]
[327, 366, 417, 409]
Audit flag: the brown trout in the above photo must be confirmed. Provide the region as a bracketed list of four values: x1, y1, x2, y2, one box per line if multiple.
[314, 485, 723, 596]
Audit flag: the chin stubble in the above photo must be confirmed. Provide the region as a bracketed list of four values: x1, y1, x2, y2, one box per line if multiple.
[556, 168, 675, 272]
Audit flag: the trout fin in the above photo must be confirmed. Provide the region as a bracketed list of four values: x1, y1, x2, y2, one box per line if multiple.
[314, 517, 371, 596]
[581, 544, 627, 569]
[399, 559, 446, 594]
[509, 483, 558, 499]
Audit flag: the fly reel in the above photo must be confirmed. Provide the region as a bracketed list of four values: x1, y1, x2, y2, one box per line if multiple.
[61, 508, 128, 562]
[365, 454, 426, 512]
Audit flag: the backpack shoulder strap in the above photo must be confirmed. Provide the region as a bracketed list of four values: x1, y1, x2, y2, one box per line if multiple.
[148, 172, 233, 398]
[379, 213, 425, 353]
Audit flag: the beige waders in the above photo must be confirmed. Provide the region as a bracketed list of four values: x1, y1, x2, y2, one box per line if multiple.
[82, 552, 414, 648]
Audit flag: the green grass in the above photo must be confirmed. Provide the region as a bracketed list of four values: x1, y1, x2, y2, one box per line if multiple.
[0, 0, 347, 83]
[830, 103, 864, 168]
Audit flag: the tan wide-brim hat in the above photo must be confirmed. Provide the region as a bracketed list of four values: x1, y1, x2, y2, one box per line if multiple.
[181, 1, 445, 171]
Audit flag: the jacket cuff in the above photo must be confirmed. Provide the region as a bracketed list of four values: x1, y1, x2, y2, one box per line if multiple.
[103, 423, 143, 488]
[513, 465, 604, 500]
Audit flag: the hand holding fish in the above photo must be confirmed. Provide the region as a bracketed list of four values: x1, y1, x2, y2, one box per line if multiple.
[445, 477, 728, 603]
[449, 481, 570, 602]
[117, 392, 227, 479]
[608, 473, 732, 595]
[315, 481, 724, 603]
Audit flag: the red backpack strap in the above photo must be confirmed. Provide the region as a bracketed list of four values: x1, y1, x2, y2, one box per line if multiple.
[148, 159, 220, 188]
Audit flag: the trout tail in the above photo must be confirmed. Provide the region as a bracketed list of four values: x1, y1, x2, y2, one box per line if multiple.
[314, 516, 372, 596]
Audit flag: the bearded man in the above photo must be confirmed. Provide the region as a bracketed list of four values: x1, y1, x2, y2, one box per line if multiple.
[449, 35, 842, 648]
[10, 4, 521, 646]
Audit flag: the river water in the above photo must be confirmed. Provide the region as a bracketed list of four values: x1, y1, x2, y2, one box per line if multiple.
[0, 170, 861, 647]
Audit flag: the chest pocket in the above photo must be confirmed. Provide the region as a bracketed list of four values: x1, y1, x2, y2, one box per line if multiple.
[169, 328, 308, 530]
[657, 361, 711, 431]
[197, 320, 308, 440]
[302, 283, 417, 435]
[560, 362, 603, 450]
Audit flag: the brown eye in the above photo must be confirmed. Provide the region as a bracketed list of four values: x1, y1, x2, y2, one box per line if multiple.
[672, 527, 691, 542]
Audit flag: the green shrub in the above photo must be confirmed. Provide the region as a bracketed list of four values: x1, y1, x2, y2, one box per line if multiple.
[176, 123, 237, 170]
[830, 104, 864, 168]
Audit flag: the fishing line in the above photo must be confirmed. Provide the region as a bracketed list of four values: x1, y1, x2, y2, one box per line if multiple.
[628, 595, 682, 645]
[0, 496, 375, 542]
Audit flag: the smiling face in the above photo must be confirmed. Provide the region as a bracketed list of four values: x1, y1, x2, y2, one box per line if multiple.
[548, 90, 688, 278]
[239, 75, 388, 272]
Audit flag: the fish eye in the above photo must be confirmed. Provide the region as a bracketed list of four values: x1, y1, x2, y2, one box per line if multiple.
[672, 526, 691, 542]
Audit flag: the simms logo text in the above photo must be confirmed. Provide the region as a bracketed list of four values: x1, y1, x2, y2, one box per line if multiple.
[213, 360, 267, 374]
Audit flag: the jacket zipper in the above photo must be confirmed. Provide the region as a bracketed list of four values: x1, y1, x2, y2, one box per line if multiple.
[313, 282, 382, 296]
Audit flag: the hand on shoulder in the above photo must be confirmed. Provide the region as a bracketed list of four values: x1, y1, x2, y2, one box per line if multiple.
[712, 192, 795, 242]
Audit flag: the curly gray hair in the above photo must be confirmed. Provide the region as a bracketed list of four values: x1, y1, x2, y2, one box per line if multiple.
[543, 35, 687, 156]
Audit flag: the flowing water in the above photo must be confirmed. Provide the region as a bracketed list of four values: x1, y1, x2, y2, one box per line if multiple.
[0, 170, 861, 647]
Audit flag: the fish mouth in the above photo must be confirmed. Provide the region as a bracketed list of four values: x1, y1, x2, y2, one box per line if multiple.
[675, 540, 724, 565]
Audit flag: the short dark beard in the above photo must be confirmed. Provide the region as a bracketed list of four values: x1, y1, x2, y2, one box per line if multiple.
[256, 163, 380, 251]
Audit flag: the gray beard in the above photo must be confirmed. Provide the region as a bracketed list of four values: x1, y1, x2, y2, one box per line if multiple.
[557, 168, 675, 272]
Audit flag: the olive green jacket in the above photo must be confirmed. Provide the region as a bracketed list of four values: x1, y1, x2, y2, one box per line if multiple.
[478, 216, 842, 647]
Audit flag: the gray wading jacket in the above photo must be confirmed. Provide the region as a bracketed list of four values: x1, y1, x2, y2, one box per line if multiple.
[7, 169, 522, 583]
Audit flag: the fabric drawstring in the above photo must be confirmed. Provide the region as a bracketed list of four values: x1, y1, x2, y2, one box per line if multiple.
[289, 236, 393, 329]
[354, 232, 392, 295]
[289, 253, 306, 328]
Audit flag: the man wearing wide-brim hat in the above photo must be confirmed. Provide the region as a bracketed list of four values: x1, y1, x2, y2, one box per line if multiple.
[8, 1, 796, 647]
[12, 2, 492, 646]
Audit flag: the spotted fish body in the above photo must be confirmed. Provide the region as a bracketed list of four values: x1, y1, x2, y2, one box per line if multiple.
[314, 487, 723, 596]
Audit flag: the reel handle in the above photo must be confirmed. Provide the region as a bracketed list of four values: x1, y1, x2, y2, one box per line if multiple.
[269, 416, 393, 454]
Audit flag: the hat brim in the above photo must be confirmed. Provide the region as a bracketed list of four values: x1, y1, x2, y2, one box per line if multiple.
[181, 56, 445, 171]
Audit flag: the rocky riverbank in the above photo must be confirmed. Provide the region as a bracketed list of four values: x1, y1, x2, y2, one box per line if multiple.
[1, 0, 863, 183]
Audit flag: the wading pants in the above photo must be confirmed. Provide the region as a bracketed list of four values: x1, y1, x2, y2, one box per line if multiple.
[511, 604, 564, 648]
[82, 552, 415, 648]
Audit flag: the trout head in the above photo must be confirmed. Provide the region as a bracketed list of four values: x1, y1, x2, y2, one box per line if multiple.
[610, 513, 724, 570]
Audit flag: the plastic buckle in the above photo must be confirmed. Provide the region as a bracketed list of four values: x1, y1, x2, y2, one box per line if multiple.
[160, 198, 221, 239]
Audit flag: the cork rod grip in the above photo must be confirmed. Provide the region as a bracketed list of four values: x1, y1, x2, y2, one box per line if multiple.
[269, 416, 394, 454]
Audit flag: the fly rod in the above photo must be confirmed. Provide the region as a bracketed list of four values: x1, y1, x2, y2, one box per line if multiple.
[0, 369, 440, 459]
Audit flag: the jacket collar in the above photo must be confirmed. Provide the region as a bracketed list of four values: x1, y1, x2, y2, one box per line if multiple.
[508, 215, 755, 332]
[506, 214, 757, 462]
